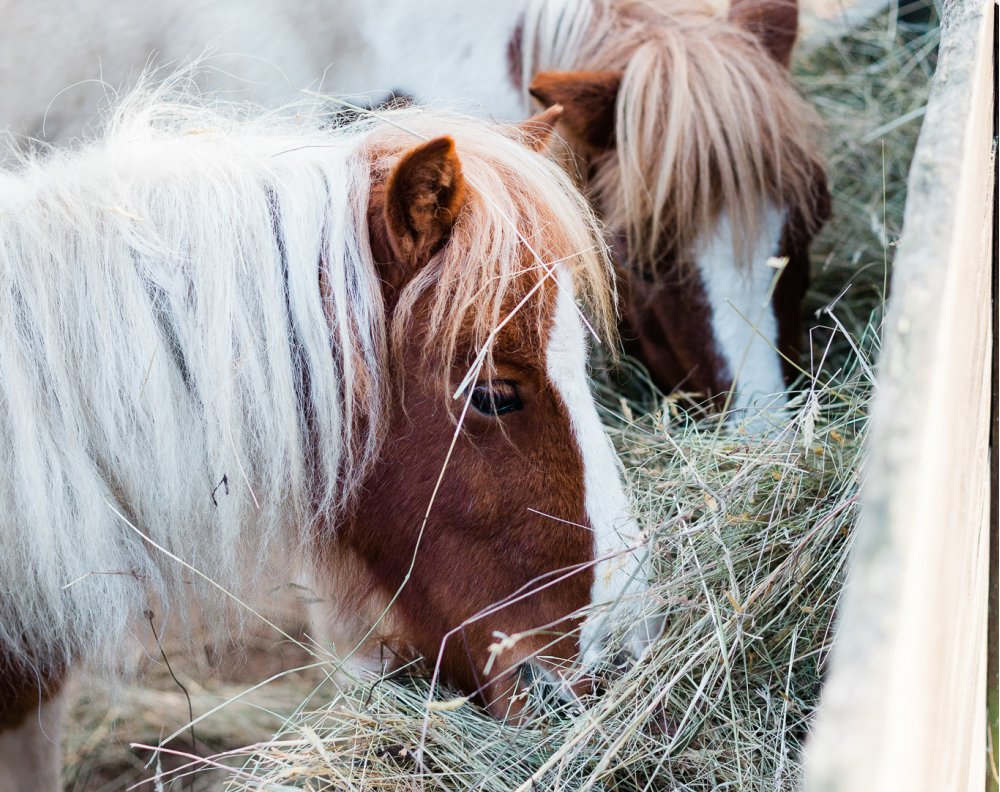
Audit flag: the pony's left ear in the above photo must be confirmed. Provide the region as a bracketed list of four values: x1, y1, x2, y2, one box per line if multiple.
[384, 135, 467, 268]
[529, 70, 622, 150]
[728, 0, 799, 68]
[519, 104, 564, 152]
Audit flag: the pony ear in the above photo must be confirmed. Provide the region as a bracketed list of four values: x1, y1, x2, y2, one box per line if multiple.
[384, 136, 467, 268]
[529, 70, 622, 150]
[728, 0, 799, 68]
[519, 104, 564, 152]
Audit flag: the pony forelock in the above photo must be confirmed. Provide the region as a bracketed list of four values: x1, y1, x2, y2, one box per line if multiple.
[524, 0, 824, 270]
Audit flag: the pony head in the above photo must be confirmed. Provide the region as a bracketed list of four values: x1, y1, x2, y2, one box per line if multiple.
[525, 0, 831, 416]
[313, 111, 660, 714]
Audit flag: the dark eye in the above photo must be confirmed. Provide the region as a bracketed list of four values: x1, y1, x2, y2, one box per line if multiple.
[469, 380, 523, 416]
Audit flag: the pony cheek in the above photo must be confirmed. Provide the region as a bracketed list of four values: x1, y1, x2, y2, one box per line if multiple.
[618, 266, 732, 404]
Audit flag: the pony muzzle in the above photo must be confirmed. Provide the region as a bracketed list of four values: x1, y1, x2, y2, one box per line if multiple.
[481, 650, 591, 721]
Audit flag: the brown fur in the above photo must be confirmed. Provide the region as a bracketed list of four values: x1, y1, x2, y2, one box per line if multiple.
[616, 241, 731, 407]
[728, 0, 799, 67]
[520, 105, 566, 152]
[331, 302, 593, 711]
[384, 136, 468, 269]
[530, 71, 622, 150]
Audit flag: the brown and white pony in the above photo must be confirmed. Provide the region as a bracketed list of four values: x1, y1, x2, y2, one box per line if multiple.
[0, 0, 829, 425]
[521, 0, 832, 421]
[0, 95, 657, 790]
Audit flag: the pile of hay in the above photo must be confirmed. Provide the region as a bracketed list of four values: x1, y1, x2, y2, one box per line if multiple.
[799, 0, 938, 345]
[119, 7, 938, 791]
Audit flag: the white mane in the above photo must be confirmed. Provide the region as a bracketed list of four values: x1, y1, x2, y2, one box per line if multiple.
[0, 93, 387, 670]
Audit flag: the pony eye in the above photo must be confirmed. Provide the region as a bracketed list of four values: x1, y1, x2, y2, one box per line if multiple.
[470, 380, 523, 416]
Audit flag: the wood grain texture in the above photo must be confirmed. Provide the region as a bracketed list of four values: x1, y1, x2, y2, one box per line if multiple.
[803, 0, 996, 789]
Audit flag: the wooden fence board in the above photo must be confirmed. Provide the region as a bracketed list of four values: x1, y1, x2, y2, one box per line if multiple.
[803, 1, 996, 790]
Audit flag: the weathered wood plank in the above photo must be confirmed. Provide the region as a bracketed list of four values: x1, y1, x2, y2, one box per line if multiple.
[803, 0, 996, 790]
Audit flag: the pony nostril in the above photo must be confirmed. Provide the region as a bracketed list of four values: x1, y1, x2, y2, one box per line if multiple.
[515, 660, 591, 714]
[515, 661, 537, 686]
[518, 660, 560, 697]
[610, 650, 632, 671]
[586, 650, 633, 683]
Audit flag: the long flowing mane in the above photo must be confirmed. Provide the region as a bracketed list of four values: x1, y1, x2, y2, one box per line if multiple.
[0, 89, 613, 672]
[522, 0, 824, 267]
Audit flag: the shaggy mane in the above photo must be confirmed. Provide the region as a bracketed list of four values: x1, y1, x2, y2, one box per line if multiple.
[0, 88, 613, 672]
[523, 0, 825, 269]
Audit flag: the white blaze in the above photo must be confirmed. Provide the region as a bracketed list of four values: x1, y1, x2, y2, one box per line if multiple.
[696, 206, 789, 427]
[545, 267, 661, 663]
